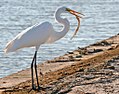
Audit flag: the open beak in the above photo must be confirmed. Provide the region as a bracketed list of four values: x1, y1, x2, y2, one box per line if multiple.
[66, 8, 84, 39]
[66, 8, 84, 18]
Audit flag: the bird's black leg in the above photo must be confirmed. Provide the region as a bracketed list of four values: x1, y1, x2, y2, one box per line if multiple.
[31, 51, 37, 90]
[34, 51, 41, 90]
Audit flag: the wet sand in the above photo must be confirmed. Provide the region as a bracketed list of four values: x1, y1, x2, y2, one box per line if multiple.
[0, 34, 119, 94]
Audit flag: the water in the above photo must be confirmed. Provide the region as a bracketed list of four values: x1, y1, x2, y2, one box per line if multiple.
[0, 0, 119, 78]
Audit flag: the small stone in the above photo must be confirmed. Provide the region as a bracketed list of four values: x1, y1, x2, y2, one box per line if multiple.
[75, 55, 82, 58]
[2, 81, 6, 83]
[67, 51, 73, 54]
[58, 88, 71, 94]
[78, 68, 84, 72]
[94, 49, 103, 53]
[107, 66, 115, 70]
[81, 75, 95, 80]
[88, 49, 95, 53]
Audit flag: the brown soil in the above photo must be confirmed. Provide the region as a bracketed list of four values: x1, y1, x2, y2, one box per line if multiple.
[0, 34, 119, 94]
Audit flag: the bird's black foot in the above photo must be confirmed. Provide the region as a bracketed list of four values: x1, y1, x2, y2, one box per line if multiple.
[32, 85, 43, 91]
[38, 86, 41, 91]
[37, 85, 46, 91]
[38, 86, 44, 91]
[32, 84, 37, 90]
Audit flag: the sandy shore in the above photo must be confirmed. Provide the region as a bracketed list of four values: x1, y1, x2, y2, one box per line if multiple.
[0, 34, 119, 94]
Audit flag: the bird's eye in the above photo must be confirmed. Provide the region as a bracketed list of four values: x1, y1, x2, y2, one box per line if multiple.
[66, 8, 70, 11]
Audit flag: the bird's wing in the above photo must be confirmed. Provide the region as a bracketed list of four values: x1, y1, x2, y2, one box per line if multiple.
[4, 22, 53, 53]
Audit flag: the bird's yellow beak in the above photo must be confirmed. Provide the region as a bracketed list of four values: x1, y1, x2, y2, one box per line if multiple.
[66, 8, 84, 17]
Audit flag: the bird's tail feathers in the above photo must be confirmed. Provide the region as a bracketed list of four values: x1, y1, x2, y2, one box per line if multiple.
[4, 40, 14, 53]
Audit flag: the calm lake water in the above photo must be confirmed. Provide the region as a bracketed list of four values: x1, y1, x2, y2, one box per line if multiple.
[0, 0, 119, 78]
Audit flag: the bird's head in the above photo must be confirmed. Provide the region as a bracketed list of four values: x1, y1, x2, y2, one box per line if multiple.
[57, 7, 84, 39]
[66, 8, 84, 17]
[59, 7, 84, 17]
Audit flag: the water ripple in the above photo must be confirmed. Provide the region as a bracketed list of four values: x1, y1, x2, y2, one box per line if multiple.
[0, 0, 119, 78]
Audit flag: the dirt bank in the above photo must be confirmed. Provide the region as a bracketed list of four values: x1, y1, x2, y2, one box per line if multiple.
[0, 34, 119, 94]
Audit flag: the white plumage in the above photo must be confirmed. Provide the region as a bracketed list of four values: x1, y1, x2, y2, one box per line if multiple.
[4, 22, 54, 52]
[4, 7, 71, 53]
[4, 6, 83, 90]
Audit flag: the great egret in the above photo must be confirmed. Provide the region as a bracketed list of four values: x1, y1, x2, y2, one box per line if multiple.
[4, 6, 84, 90]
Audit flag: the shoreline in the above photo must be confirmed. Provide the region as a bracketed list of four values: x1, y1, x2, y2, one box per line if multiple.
[0, 34, 119, 94]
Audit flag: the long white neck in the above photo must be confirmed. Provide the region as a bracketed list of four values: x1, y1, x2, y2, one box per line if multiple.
[55, 8, 70, 39]
[46, 7, 70, 43]
[51, 8, 70, 42]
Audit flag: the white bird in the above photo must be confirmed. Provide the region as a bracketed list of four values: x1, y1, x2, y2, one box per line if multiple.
[4, 6, 84, 90]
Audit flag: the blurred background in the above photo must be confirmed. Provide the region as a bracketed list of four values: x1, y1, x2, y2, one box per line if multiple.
[0, 0, 119, 78]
